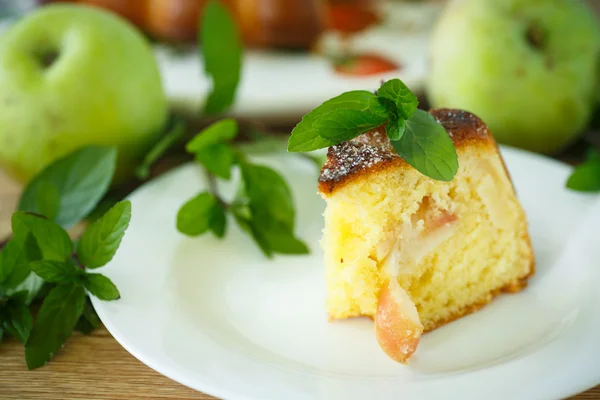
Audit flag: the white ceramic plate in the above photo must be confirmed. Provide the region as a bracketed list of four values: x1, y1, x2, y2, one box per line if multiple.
[92, 146, 600, 400]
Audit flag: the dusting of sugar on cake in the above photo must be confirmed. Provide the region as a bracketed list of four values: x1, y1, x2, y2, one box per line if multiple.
[318, 126, 397, 186]
[319, 140, 396, 185]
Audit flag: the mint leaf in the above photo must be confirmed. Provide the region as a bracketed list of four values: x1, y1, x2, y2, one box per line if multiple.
[240, 163, 308, 256]
[12, 212, 72, 262]
[209, 202, 227, 238]
[386, 116, 405, 141]
[177, 192, 217, 237]
[288, 90, 377, 152]
[0, 233, 41, 290]
[377, 79, 418, 120]
[260, 226, 309, 255]
[5, 274, 45, 306]
[186, 119, 238, 153]
[25, 282, 86, 370]
[18, 146, 116, 229]
[74, 298, 101, 334]
[83, 273, 120, 301]
[391, 110, 458, 181]
[35, 181, 60, 221]
[77, 201, 132, 269]
[241, 164, 296, 230]
[566, 148, 600, 192]
[368, 96, 391, 118]
[30, 260, 78, 284]
[136, 120, 187, 180]
[8, 290, 29, 305]
[313, 109, 387, 142]
[200, 0, 243, 115]
[231, 205, 272, 257]
[566, 163, 600, 191]
[195, 144, 236, 179]
[4, 300, 32, 343]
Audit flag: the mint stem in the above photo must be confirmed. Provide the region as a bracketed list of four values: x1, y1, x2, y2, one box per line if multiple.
[204, 170, 229, 209]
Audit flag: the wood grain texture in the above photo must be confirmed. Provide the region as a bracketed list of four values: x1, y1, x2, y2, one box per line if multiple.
[0, 168, 597, 400]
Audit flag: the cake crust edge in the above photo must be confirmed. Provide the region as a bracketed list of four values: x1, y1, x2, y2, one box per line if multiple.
[318, 108, 510, 196]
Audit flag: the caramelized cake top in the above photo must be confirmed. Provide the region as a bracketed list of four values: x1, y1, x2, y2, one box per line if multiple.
[318, 109, 496, 195]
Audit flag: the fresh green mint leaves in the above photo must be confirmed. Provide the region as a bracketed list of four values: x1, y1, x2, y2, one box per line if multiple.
[0, 144, 132, 370]
[177, 119, 308, 258]
[15, 202, 130, 370]
[392, 110, 459, 181]
[566, 148, 600, 192]
[376, 78, 418, 120]
[77, 201, 131, 269]
[175, 3, 308, 258]
[200, 0, 243, 115]
[18, 147, 117, 229]
[177, 192, 225, 237]
[24, 281, 86, 370]
[287, 90, 373, 152]
[288, 79, 459, 181]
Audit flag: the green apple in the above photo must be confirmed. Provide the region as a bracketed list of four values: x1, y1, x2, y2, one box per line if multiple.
[0, 4, 169, 184]
[427, 0, 600, 154]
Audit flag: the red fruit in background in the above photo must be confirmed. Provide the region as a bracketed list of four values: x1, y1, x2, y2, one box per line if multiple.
[326, 0, 381, 35]
[235, 0, 326, 50]
[333, 53, 400, 76]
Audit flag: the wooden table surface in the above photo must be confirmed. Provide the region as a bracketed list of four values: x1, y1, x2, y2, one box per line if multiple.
[0, 170, 598, 400]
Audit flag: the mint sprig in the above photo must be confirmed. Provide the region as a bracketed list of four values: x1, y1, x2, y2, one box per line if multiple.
[177, 119, 308, 258]
[288, 79, 459, 181]
[172, 0, 308, 258]
[200, 0, 243, 115]
[0, 143, 132, 370]
[18, 202, 129, 370]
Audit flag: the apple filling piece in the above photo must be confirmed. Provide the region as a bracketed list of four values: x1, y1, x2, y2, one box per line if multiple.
[374, 196, 458, 362]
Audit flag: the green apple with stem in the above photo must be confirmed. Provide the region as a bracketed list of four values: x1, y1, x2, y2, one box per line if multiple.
[427, 0, 600, 154]
[0, 4, 169, 184]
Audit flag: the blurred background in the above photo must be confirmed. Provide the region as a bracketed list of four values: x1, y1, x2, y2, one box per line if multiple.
[0, 0, 599, 197]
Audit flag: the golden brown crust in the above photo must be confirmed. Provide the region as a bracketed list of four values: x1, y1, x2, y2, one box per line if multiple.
[318, 108, 496, 195]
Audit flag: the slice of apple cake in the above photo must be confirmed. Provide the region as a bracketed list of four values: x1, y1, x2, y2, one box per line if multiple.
[318, 108, 535, 363]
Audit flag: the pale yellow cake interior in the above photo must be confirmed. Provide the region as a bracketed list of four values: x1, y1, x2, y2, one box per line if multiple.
[320, 142, 533, 332]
